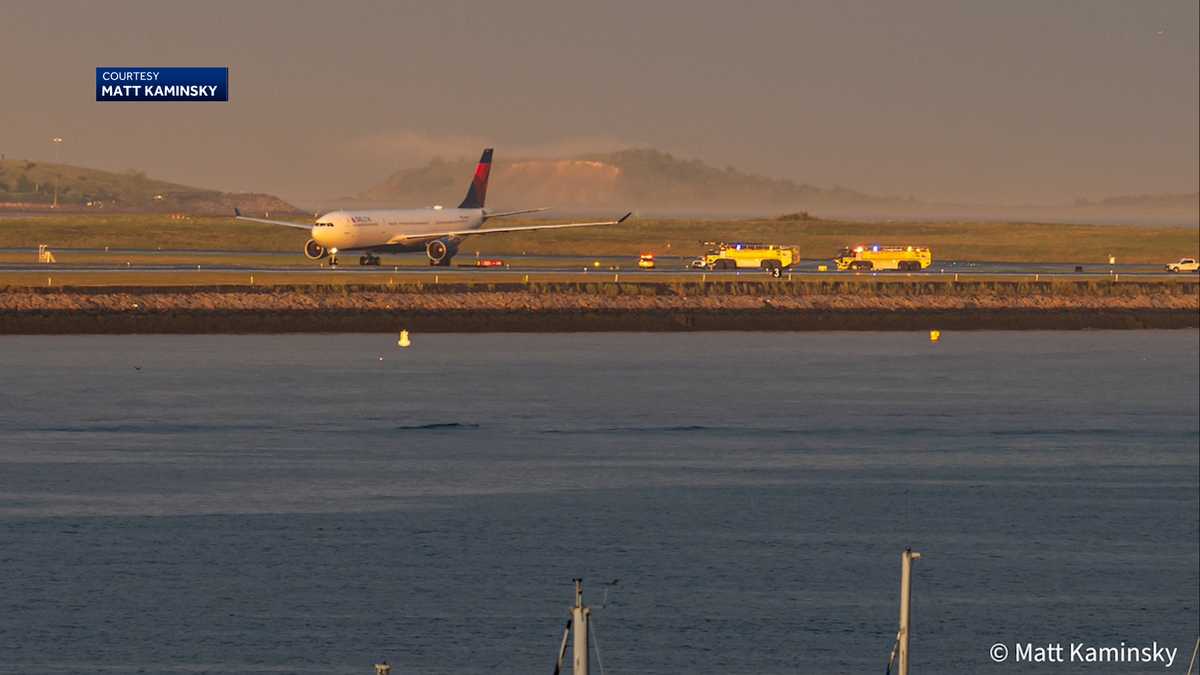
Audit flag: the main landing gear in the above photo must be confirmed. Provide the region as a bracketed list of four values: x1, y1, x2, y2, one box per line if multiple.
[358, 252, 382, 266]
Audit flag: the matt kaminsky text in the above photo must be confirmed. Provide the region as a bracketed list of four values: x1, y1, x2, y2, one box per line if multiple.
[99, 84, 219, 98]
[1004, 641, 1178, 668]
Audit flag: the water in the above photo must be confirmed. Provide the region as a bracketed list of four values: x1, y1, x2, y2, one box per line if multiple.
[1, 332, 1197, 674]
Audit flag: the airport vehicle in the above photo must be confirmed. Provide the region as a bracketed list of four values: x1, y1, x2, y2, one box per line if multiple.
[638, 253, 656, 269]
[1165, 258, 1199, 273]
[834, 245, 931, 271]
[235, 148, 630, 267]
[695, 242, 798, 271]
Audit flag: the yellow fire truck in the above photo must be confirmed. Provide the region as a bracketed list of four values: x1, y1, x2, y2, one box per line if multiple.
[834, 245, 932, 271]
[693, 242, 799, 272]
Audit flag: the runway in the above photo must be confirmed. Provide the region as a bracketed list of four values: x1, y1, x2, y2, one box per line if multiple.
[0, 248, 1188, 279]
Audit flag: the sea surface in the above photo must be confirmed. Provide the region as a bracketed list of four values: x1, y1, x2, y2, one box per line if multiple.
[1, 332, 1197, 674]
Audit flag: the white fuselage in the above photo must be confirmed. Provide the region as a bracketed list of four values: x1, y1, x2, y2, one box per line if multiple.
[310, 207, 486, 252]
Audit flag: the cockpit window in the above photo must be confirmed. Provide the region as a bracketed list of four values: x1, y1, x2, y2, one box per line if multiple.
[315, 222, 334, 228]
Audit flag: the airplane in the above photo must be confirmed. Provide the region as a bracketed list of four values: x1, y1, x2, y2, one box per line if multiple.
[235, 148, 631, 267]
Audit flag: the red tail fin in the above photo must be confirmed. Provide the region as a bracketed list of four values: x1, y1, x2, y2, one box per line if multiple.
[458, 148, 493, 209]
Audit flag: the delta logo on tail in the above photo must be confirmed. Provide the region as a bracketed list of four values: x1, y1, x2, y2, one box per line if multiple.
[458, 147, 492, 209]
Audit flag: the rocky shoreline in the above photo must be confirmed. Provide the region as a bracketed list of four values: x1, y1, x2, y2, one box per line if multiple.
[2, 279, 1196, 333]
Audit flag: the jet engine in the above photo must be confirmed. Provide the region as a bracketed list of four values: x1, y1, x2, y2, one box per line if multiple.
[426, 238, 459, 266]
[304, 239, 328, 260]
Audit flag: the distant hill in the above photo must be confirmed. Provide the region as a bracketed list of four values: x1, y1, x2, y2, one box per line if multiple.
[0, 160, 300, 215]
[1078, 192, 1200, 210]
[361, 148, 912, 212]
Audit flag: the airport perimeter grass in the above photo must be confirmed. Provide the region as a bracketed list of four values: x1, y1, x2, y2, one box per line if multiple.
[2, 212, 1197, 263]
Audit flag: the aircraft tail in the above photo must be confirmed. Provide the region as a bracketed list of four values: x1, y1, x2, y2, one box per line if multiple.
[458, 148, 493, 209]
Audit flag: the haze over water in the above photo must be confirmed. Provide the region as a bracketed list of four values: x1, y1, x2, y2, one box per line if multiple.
[1, 332, 1197, 674]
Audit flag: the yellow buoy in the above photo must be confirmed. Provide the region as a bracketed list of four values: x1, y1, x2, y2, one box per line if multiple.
[398, 329, 411, 348]
[929, 330, 941, 343]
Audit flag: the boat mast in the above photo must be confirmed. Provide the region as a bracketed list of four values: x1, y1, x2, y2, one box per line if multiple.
[572, 578, 591, 675]
[897, 547, 921, 675]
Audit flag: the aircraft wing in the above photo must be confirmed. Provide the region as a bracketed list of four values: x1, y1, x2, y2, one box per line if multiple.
[483, 207, 551, 219]
[233, 208, 312, 230]
[387, 212, 632, 244]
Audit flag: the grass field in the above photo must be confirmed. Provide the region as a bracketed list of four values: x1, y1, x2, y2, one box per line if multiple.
[0, 214, 304, 251]
[1, 212, 1196, 263]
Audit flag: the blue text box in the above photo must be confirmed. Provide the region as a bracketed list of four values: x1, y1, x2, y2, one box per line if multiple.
[96, 67, 228, 102]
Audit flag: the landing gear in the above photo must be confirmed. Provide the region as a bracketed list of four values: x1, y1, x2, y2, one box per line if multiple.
[328, 248, 339, 269]
[358, 253, 382, 266]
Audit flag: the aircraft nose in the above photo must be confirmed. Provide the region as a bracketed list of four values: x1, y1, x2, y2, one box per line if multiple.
[311, 220, 337, 246]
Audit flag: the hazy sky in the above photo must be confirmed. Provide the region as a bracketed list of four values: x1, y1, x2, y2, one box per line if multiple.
[2, 0, 1197, 207]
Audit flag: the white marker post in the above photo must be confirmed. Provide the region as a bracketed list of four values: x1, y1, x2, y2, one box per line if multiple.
[897, 547, 921, 675]
[572, 579, 590, 675]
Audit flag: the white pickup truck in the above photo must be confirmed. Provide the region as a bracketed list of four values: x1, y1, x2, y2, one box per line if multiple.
[1165, 258, 1199, 273]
